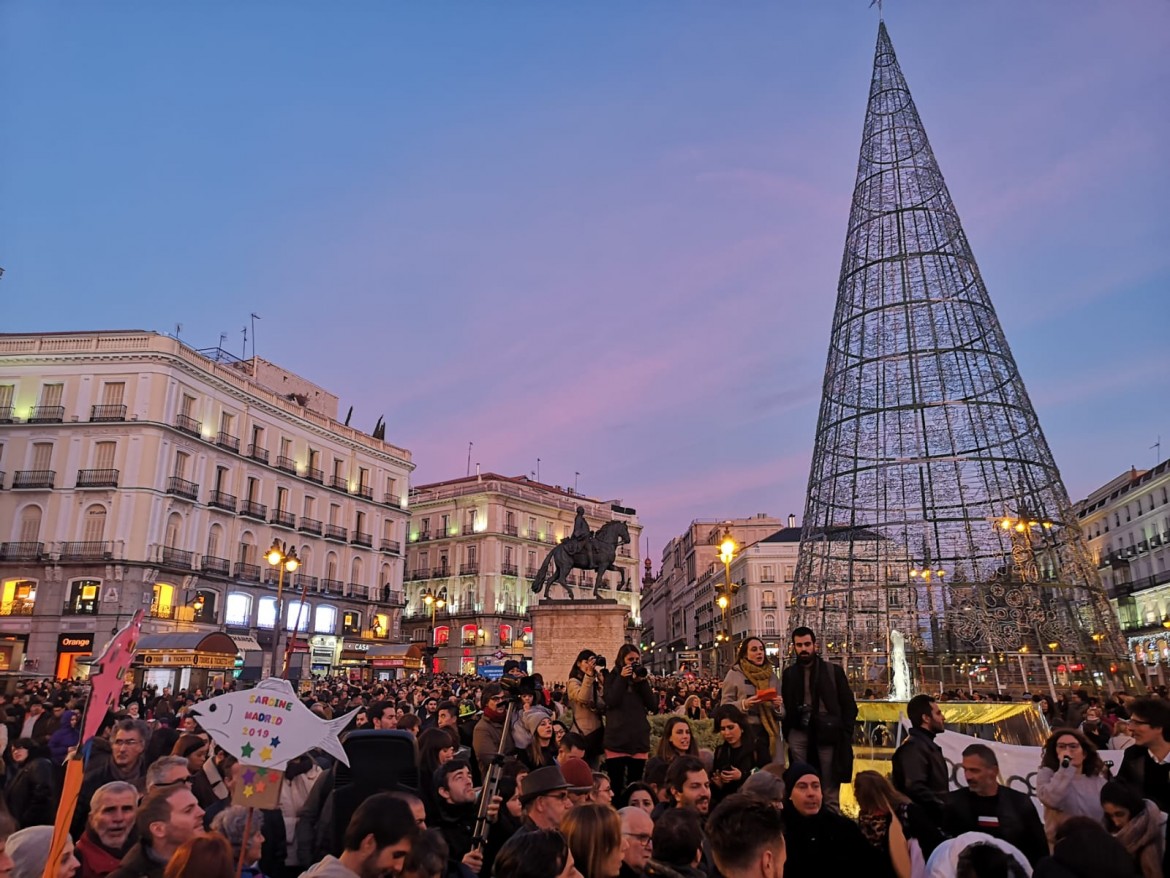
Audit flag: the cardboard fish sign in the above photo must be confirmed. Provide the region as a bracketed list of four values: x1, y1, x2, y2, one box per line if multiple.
[191, 677, 357, 770]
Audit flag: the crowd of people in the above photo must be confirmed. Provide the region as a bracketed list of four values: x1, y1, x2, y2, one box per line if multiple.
[0, 626, 1167, 878]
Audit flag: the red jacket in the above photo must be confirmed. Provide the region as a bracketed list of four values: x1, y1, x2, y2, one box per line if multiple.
[76, 829, 129, 878]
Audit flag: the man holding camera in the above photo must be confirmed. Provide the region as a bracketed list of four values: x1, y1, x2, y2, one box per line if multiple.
[780, 627, 857, 811]
[603, 644, 657, 793]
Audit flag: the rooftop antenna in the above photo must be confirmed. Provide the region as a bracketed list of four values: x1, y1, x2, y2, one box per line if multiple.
[467, 442, 473, 477]
[241, 325, 248, 360]
[1153, 436, 1162, 466]
[251, 313, 261, 361]
[174, 323, 182, 340]
[869, 0, 883, 20]
[218, 331, 227, 350]
[574, 471, 580, 493]
[537, 458, 541, 483]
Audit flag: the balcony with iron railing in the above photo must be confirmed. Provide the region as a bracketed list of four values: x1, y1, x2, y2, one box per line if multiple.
[324, 524, 348, 542]
[321, 578, 345, 595]
[460, 563, 480, 576]
[166, 476, 199, 501]
[380, 538, 401, 554]
[384, 589, 405, 605]
[247, 444, 269, 464]
[150, 604, 175, 620]
[60, 541, 113, 562]
[349, 583, 369, 599]
[240, 499, 268, 520]
[62, 600, 100, 616]
[407, 568, 431, 581]
[305, 467, 324, 484]
[160, 546, 194, 570]
[13, 470, 55, 490]
[234, 562, 262, 582]
[276, 455, 298, 474]
[504, 524, 519, 536]
[77, 469, 119, 489]
[356, 484, 373, 500]
[28, 405, 65, 424]
[299, 516, 323, 535]
[416, 531, 433, 542]
[0, 407, 13, 424]
[0, 602, 36, 616]
[291, 573, 318, 591]
[462, 524, 476, 536]
[202, 556, 231, 577]
[0, 542, 43, 562]
[501, 563, 519, 577]
[384, 492, 402, 507]
[271, 509, 296, 529]
[330, 475, 349, 491]
[175, 413, 202, 436]
[352, 531, 373, 548]
[90, 404, 128, 422]
[216, 431, 240, 453]
[209, 490, 237, 512]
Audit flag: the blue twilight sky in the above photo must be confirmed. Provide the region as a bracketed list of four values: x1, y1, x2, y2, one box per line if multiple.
[2, 2, 1168, 563]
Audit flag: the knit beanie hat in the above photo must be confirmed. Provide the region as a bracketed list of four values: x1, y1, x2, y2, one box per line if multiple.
[781, 761, 820, 798]
[523, 708, 551, 736]
[8, 826, 59, 878]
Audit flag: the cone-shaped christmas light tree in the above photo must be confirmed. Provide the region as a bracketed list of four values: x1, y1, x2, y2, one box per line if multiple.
[790, 22, 1133, 696]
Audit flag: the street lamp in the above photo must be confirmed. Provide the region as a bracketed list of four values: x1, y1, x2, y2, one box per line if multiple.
[266, 539, 300, 678]
[422, 591, 446, 676]
[716, 527, 737, 672]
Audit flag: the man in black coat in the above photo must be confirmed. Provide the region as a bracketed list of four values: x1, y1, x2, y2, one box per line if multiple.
[892, 693, 949, 825]
[941, 743, 1047, 868]
[780, 762, 881, 878]
[780, 626, 857, 810]
[1115, 695, 1170, 876]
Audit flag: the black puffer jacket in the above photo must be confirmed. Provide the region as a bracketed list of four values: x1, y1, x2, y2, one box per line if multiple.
[5, 751, 58, 827]
[602, 672, 656, 755]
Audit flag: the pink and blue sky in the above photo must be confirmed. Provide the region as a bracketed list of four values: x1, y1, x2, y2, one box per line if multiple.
[2, 2, 1167, 563]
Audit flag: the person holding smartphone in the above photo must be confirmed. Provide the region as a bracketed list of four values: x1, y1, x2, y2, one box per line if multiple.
[709, 704, 770, 805]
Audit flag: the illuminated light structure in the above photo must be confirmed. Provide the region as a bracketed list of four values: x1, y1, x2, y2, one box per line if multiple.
[790, 21, 1133, 695]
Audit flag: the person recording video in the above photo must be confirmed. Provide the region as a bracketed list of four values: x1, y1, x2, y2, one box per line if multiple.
[602, 645, 655, 792]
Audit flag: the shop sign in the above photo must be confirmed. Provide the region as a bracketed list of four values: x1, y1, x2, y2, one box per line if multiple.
[139, 651, 237, 669]
[58, 634, 95, 653]
[371, 656, 422, 670]
[343, 641, 371, 652]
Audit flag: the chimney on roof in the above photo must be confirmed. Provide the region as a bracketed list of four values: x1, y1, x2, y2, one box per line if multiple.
[788, 514, 797, 528]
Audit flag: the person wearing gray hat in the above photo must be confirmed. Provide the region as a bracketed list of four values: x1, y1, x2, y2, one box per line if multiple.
[519, 766, 575, 832]
[7, 825, 80, 878]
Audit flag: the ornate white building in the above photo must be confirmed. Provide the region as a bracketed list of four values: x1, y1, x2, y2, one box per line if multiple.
[1073, 461, 1170, 685]
[403, 473, 642, 675]
[0, 331, 413, 686]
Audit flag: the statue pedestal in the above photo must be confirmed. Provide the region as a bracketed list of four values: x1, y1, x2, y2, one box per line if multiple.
[530, 599, 631, 681]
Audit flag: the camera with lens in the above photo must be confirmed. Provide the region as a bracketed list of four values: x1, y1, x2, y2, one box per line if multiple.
[594, 656, 607, 669]
[631, 662, 649, 680]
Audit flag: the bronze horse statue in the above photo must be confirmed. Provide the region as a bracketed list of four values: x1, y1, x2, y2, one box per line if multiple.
[530, 519, 630, 600]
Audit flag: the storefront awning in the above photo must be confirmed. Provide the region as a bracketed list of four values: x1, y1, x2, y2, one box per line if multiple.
[230, 635, 263, 653]
[368, 642, 424, 670]
[134, 631, 239, 670]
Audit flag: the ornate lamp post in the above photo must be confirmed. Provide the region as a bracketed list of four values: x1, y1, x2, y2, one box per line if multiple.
[422, 590, 446, 676]
[266, 539, 300, 678]
[715, 527, 738, 674]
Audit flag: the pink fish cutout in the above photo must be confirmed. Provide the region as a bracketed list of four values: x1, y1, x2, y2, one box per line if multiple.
[82, 610, 144, 747]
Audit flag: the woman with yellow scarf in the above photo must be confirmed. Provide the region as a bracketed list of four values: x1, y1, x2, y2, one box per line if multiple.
[720, 636, 784, 762]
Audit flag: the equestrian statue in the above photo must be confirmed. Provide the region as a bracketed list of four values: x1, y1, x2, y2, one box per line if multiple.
[530, 507, 630, 600]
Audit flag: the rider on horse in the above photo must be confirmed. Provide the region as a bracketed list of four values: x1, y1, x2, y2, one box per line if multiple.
[564, 506, 594, 567]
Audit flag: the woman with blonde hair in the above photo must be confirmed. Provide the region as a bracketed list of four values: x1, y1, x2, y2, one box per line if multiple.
[853, 770, 945, 878]
[560, 804, 626, 878]
[675, 695, 706, 722]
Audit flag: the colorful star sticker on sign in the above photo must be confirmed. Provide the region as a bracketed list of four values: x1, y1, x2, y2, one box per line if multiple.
[270, 736, 281, 749]
[259, 746, 274, 762]
[255, 781, 266, 793]
[241, 742, 255, 759]
[242, 769, 256, 784]
[243, 784, 255, 798]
